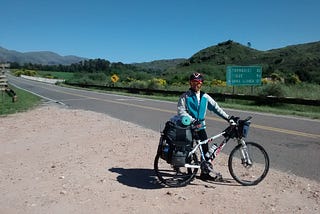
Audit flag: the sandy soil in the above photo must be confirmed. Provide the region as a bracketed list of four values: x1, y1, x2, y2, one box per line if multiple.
[0, 104, 319, 214]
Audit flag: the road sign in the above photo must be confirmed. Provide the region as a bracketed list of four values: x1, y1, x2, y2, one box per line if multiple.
[226, 66, 262, 86]
[111, 74, 119, 83]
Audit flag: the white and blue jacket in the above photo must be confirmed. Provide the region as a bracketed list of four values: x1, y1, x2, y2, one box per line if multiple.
[177, 89, 229, 129]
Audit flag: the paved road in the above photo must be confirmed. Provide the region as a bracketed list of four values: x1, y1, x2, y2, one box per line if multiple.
[8, 75, 320, 182]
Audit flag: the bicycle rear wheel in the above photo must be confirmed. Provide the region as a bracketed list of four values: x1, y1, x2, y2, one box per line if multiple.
[228, 142, 269, 186]
[154, 153, 199, 187]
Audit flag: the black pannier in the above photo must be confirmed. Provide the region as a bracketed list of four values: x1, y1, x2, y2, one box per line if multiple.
[159, 121, 193, 166]
[238, 120, 251, 138]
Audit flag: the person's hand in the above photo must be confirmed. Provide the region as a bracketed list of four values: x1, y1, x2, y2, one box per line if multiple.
[192, 120, 202, 129]
[228, 116, 239, 124]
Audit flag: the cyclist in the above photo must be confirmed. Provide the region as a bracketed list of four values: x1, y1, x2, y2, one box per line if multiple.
[177, 72, 231, 181]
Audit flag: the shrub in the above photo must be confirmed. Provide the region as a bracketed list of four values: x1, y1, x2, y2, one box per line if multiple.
[210, 79, 226, 87]
[270, 72, 283, 82]
[285, 74, 301, 85]
[145, 78, 165, 89]
[256, 83, 286, 105]
[128, 80, 147, 88]
[13, 69, 37, 77]
[259, 83, 285, 97]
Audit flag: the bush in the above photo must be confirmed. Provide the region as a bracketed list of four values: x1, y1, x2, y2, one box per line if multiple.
[210, 79, 226, 87]
[13, 69, 37, 77]
[259, 84, 285, 97]
[128, 80, 147, 88]
[146, 78, 167, 89]
[285, 74, 301, 85]
[270, 72, 283, 82]
[256, 83, 286, 105]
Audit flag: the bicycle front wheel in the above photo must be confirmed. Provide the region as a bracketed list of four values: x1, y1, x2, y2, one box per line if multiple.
[228, 142, 269, 186]
[154, 153, 199, 187]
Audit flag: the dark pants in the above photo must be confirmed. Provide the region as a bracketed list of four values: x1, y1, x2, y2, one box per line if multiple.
[196, 129, 209, 160]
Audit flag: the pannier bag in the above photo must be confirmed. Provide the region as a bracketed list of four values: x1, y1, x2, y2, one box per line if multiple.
[159, 120, 193, 166]
[157, 136, 171, 161]
[238, 120, 251, 138]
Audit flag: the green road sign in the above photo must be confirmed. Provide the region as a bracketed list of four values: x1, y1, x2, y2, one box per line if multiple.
[226, 66, 262, 86]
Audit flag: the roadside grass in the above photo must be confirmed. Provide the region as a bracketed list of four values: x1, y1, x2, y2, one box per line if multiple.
[220, 99, 320, 119]
[0, 85, 41, 115]
[37, 71, 74, 80]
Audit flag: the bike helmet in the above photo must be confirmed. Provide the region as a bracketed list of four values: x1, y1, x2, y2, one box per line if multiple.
[189, 72, 204, 83]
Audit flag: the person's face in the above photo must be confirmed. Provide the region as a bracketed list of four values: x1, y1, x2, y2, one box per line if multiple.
[190, 80, 203, 92]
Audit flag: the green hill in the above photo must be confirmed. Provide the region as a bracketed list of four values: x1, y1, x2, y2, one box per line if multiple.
[162, 40, 320, 84]
[132, 58, 186, 73]
[2, 40, 320, 84]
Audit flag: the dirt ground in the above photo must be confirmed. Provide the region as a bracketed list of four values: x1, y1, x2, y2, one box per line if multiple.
[0, 103, 319, 214]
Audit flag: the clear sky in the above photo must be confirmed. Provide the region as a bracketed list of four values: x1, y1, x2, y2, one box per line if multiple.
[1, 0, 319, 63]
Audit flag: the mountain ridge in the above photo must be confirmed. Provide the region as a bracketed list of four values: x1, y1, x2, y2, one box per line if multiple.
[0, 47, 86, 65]
[1, 40, 319, 83]
[164, 40, 320, 83]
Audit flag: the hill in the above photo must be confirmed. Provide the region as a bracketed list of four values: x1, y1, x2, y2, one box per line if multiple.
[132, 58, 186, 72]
[0, 47, 86, 65]
[162, 40, 320, 84]
[1, 40, 319, 83]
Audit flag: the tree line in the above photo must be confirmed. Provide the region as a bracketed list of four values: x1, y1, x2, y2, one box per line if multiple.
[9, 59, 153, 74]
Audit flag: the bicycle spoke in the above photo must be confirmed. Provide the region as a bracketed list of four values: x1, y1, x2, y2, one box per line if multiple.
[154, 153, 199, 187]
[228, 142, 269, 186]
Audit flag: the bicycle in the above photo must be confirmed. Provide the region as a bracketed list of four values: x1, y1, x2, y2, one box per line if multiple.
[154, 116, 270, 187]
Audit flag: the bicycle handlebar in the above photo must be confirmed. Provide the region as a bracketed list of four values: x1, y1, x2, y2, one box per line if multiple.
[229, 116, 252, 125]
[190, 116, 252, 131]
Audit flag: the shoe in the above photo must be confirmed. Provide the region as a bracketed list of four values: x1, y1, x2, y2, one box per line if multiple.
[200, 161, 213, 174]
[199, 173, 223, 182]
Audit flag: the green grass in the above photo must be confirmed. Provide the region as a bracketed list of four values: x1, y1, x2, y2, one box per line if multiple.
[0, 85, 42, 115]
[219, 99, 320, 119]
[37, 71, 74, 80]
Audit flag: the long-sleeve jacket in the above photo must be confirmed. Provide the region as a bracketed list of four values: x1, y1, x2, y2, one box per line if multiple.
[177, 89, 229, 129]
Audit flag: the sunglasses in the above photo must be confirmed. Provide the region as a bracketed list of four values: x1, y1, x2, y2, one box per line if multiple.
[190, 80, 203, 83]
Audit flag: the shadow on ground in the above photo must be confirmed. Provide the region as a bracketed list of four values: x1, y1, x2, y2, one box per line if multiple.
[109, 167, 240, 189]
[109, 167, 163, 189]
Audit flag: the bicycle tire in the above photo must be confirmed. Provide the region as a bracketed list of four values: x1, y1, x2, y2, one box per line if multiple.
[228, 142, 269, 186]
[154, 153, 199, 187]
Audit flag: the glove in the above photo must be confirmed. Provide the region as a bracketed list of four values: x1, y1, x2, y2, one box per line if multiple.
[192, 120, 202, 129]
[228, 116, 239, 123]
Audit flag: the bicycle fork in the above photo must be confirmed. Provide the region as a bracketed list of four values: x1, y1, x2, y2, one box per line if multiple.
[239, 139, 253, 166]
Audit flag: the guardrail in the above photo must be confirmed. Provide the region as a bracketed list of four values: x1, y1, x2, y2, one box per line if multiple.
[21, 75, 64, 84]
[66, 83, 320, 106]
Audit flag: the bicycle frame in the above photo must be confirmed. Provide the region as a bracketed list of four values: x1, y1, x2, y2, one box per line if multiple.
[185, 131, 226, 168]
[185, 126, 251, 169]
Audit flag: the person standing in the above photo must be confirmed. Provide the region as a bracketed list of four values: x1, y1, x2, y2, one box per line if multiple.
[177, 72, 231, 181]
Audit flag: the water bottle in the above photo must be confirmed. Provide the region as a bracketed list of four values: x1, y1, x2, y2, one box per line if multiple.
[162, 144, 170, 160]
[205, 143, 218, 160]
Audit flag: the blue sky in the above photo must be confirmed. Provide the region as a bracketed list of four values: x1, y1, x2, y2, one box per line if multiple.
[1, 0, 319, 63]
